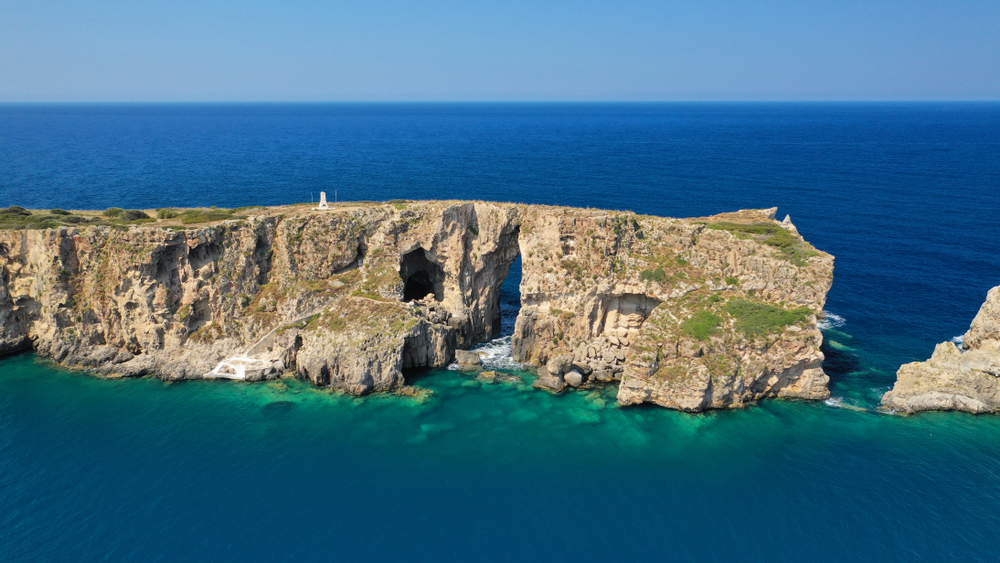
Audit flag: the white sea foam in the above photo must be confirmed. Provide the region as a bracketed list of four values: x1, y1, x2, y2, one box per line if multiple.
[950, 334, 965, 345]
[446, 335, 525, 371]
[472, 335, 525, 370]
[824, 396, 869, 412]
[818, 311, 846, 330]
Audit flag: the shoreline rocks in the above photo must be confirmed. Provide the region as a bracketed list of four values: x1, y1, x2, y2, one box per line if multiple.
[883, 286, 1000, 414]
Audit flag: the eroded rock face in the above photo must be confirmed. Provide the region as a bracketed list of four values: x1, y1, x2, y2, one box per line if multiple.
[513, 207, 834, 411]
[0, 202, 834, 411]
[883, 286, 1000, 414]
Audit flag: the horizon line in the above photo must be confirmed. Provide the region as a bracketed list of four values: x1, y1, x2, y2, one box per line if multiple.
[2, 99, 999, 105]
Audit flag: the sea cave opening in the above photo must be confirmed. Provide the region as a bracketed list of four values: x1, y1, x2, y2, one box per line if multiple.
[400, 248, 445, 302]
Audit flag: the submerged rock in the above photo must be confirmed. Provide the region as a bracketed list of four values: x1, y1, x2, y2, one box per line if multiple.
[883, 285, 1000, 414]
[478, 370, 499, 383]
[532, 373, 567, 393]
[261, 401, 295, 415]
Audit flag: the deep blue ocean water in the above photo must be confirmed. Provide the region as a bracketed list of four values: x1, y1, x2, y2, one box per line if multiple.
[1, 103, 999, 561]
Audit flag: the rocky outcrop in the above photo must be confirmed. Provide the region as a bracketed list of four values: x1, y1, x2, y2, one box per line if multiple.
[0, 202, 834, 411]
[883, 286, 1000, 414]
[513, 207, 833, 411]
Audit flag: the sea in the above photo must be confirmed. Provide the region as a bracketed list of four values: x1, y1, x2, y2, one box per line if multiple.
[1, 103, 999, 562]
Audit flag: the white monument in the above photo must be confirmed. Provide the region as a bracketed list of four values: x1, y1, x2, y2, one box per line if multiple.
[314, 191, 330, 210]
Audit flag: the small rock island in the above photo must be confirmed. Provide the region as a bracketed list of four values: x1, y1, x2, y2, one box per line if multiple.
[883, 285, 1000, 414]
[0, 201, 834, 412]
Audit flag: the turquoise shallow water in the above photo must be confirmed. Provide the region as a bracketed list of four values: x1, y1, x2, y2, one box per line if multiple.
[3, 354, 1000, 562]
[2, 103, 1000, 561]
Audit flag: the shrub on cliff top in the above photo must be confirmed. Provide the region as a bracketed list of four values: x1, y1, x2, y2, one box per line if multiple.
[50, 208, 71, 215]
[640, 268, 667, 282]
[724, 298, 811, 337]
[1, 206, 31, 216]
[121, 209, 151, 221]
[156, 208, 179, 220]
[682, 310, 723, 341]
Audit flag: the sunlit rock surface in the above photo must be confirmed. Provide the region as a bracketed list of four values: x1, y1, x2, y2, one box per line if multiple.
[883, 286, 1000, 414]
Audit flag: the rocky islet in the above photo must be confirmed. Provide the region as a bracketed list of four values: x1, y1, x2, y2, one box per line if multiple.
[0, 200, 836, 412]
[882, 285, 1000, 414]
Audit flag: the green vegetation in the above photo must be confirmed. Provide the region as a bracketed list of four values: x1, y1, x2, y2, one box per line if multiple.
[232, 206, 265, 214]
[50, 208, 71, 215]
[351, 290, 391, 302]
[103, 208, 125, 218]
[706, 222, 819, 266]
[639, 268, 667, 282]
[725, 276, 739, 286]
[560, 258, 585, 280]
[724, 298, 811, 337]
[681, 310, 722, 341]
[0, 206, 94, 229]
[3, 206, 30, 216]
[121, 209, 151, 221]
[276, 315, 318, 334]
[156, 208, 179, 219]
[179, 208, 246, 225]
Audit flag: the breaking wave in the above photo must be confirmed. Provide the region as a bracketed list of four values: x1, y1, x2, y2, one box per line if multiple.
[473, 335, 524, 370]
[818, 311, 846, 330]
[447, 335, 525, 371]
[950, 334, 965, 345]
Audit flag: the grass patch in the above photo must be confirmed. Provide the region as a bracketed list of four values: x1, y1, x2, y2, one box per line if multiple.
[706, 222, 818, 266]
[639, 268, 667, 282]
[724, 298, 812, 337]
[0, 207, 101, 230]
[179, 209, 245, 225]
[681, 310, 722, 341]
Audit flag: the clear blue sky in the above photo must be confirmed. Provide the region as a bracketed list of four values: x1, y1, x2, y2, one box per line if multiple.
[1, 0, 997, 101]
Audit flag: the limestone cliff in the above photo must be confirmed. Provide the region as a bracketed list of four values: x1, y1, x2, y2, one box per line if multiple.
[0, 202, 833, 411]
[513, 207, 833, 411]
[883, 286, 1000, 414]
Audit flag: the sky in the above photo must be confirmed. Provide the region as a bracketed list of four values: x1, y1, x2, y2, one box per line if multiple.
[1, 0, 997, 102]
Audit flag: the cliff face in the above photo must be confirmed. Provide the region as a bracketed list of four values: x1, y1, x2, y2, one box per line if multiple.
[883, 286, 1000, 414]
[0, 202, 833, 411]
[513, 208, 833, 411]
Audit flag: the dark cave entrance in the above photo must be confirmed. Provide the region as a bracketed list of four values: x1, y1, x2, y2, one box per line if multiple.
[400, 248, 445, 302]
